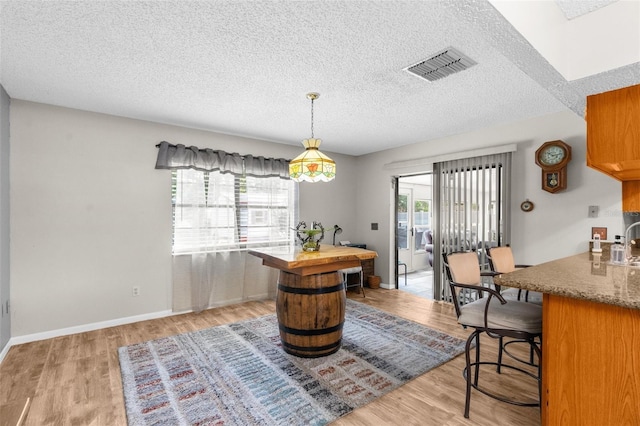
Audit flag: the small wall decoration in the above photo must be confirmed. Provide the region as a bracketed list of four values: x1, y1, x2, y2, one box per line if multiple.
[592, 227, 607, 240]
[520, 199, 535, 212]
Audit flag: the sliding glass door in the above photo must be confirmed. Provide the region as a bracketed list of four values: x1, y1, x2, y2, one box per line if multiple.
[432, 152, 512, 301]
[397, 177, 433, 273]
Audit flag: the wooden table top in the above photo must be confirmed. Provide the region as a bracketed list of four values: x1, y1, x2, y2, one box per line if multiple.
[249, 245, 377, 276]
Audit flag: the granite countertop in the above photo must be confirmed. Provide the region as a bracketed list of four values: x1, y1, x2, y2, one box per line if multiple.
[494, 251, 640, 310]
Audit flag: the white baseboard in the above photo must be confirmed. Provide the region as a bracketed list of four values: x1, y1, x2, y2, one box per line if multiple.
[379, 282, 393, 289]
[0, 340, 11, 364]
[7, 309, 174, 348]
[1, 292, 305, 364]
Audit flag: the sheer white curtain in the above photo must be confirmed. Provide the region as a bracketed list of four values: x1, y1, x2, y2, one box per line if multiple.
[156, 142, 294, 313]
[172, 250, 278, 313]
[172, 169, 237, 312]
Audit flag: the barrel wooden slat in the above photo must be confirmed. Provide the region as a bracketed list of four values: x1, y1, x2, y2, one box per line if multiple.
[276, 270, 346, 357]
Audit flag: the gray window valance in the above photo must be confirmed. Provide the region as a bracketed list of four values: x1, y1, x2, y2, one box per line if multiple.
[155, 141, 290, 179]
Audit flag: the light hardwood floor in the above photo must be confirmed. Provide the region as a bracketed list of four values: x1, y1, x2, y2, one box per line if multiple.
[0, 289, 541, 426]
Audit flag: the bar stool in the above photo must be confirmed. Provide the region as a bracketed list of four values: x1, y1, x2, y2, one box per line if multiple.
[442, 251, 542, 419]
[487, 246, 542, 368]
[339, 266, 365, 297]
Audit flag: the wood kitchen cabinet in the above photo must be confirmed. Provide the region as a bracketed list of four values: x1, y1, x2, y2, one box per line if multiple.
[622, 180, 640, 211]
[586, 83, 640, 181]
[542, 294, 640, 425]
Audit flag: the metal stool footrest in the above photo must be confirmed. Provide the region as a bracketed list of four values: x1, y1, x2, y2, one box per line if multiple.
[501, 338, 541, 368]
[463, 362, 541, 408]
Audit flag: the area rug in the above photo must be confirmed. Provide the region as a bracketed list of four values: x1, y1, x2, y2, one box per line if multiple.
[118, 299, 466, 425]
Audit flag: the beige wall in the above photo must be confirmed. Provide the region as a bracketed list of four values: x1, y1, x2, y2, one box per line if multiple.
[9, 100, 358, 338]
[0, 86, 10, 351]
[8, 100, 623, 339]
[356, 110, 622, 284]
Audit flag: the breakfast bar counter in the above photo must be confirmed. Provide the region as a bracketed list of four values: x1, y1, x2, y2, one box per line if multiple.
[494, 251, 640, 309]
[495, 252, 640, 426]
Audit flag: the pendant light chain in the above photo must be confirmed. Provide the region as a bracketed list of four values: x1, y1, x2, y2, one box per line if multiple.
[310, 96, 315, 139]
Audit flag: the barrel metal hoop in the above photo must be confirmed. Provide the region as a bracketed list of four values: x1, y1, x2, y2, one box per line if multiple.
[277, 283, 344, 294]
[281, 338, 342, 354]
[279, 321, 344, 336]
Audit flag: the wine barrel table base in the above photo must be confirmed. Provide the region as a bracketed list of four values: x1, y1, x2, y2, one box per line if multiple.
[276, 270, 346, 358]
[249, 246, 377, 358]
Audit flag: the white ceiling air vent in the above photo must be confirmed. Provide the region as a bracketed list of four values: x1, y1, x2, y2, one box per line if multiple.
[405, 47, 477, 82]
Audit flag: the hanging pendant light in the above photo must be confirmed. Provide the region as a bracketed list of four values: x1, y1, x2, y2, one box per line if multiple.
[289, 93, 336, 182]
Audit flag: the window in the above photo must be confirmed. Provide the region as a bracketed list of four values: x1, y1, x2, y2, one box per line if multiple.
[414, 199, 431, 251]
[397, 193, 408, 250]
[172, 169, 297, 254]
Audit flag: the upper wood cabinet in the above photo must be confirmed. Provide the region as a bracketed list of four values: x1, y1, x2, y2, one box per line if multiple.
[586, 84, 640, 181]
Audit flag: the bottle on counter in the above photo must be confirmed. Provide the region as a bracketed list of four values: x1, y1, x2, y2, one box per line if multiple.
[592, 233, 602, 253]
[610, 235, 626, 264]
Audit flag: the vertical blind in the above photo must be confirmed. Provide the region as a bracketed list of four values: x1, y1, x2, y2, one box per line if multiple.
[433, 152, 512, 301]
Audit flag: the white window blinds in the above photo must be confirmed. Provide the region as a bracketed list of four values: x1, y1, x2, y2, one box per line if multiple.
[172, 169, 296, 254]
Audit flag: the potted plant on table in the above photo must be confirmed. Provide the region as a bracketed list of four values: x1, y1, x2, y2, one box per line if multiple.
[294, 221, 338, 252]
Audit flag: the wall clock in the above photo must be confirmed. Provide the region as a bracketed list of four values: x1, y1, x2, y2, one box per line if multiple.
[535, 140, 571, 193]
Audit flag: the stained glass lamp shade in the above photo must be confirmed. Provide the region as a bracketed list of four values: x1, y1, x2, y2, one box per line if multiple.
[289, 92, 336, 183]
[289, 138, 336, 182]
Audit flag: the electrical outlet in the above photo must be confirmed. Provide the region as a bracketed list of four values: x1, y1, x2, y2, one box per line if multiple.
[132, 286, 140, 297]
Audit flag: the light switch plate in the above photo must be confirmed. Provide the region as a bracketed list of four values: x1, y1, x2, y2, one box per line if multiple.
[588, 205, 599, 218]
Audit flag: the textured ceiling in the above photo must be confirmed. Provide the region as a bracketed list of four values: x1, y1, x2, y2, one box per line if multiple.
[1, 0, 639, 156]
